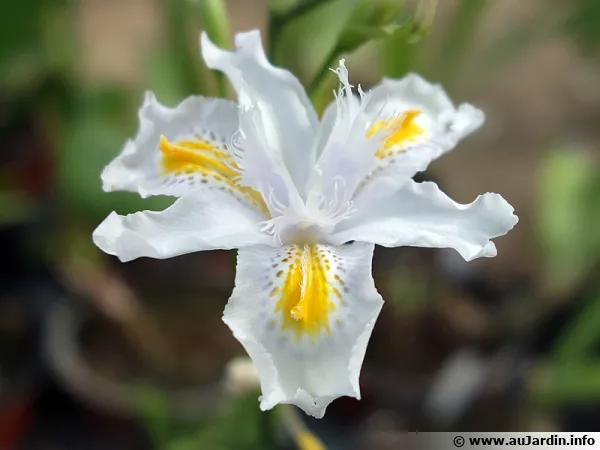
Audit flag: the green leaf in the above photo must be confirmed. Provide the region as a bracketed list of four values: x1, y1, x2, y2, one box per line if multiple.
[530, 362, 600, 405]
[163, 0, 206, 97]
[0, 0, 43, 71]
[566, 0, 600, 56]
[143, 48, 189, 106]
[344, 0, 404, 39]
[191, 0, 230, 49]
[167, 393, 267, 450]
[554, 290, 600, 363]
[378, 18, 417, 77]
[134, 384, 174, 447]
[188, 0, 230, 97]
[537, 149, 600, 294]
[338, 19, 411, 54]
[272, 0, 360, 84]
[355, 0, 404, 26]
[39, 0, 77, 74]
[267, 0, 296, 15]
[0, 0, 76, 93]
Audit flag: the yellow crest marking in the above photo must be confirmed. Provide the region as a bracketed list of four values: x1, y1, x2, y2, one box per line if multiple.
[275, 245, 336, 340]
[158, 135, 270, 216]
[367, 109, 424, 159]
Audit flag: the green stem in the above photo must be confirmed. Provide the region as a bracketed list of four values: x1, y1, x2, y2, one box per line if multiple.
[260, 408, 277, 450]
[165, 0, 203, 95]
[307, 47, 341, 109]
[268, 0, 324, 57]
[380, 24, 416, 77]
[195, 0, 230, 97]
[278, 405, 326, 450]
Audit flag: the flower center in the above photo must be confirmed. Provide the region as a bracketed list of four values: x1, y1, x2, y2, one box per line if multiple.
[260, 179, 355, 246]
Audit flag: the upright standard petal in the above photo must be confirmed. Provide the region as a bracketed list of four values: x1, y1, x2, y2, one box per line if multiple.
[315, 72, 484, 193]
[201, 31, 319, 195]
[330, 179, 518, 262]
[224, 242, 383, 418]
[231, 105, 306, 220]
[309, 60, 381, 210]
[93, 191, 273, 262]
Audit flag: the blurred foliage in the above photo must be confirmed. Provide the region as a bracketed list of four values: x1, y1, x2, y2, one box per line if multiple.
[57, 88, 174, 221]
[268, 0, 432, 112]
[272, 0, 360, 84]
[0, 0, 75, 95]
[192, 0, 231, 97]
[136, 385, 174, 448]
[530, 150, 600, 406]
[434, 0, 487, 88]
[0, 191, 36, 226]
[166, 393, 268, 450]
[554, 287, 600, 364]
[532, 288, 600, 405]
[537, 150, 600, 296]
[135, 384, 324, 450]
[566, 0, 600, 56]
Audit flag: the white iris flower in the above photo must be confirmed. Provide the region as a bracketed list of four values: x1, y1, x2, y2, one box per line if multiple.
[93, 30, 518, 418]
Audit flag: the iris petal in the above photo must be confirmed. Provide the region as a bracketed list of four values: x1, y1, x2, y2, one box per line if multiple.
[331, 179, 518, 262]
[201, 31, 319, 197]
[224, 242, 383, 418]
[93, 192, 273, 262]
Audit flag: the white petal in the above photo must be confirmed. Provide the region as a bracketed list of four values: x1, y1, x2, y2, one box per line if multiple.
[331, 179, 518, 262]
[352, 140, 445, 201]
[201, 31, 319, 196]
[232, 105, 305, 218]
[309, 60, 379, 206]
[102, 93, 247, 198]
[93, 191, 273, 262]
[359, 74, 484, 185]
[224, 242, 383, 418]
[313, 88, 361, 161]
[367, 74, 484, 151]
[313, 101, 337, 162]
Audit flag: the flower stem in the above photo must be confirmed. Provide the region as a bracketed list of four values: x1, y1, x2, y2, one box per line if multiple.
[165, 0, 203, 96]
[260, 408, 277, 449]
[268, 0, 324, 57]
[194, 0, 231, 97]
[279, 405, 326, 450]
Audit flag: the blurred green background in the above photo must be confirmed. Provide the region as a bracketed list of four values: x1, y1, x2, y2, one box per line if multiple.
[1, 0, 600, 449]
